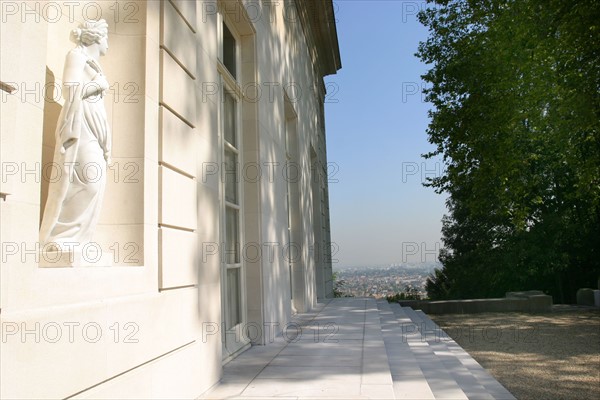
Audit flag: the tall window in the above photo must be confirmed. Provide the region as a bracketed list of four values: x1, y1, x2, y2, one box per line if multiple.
[285, 121, 293, 299]
[222, 22, 237, 79]
[224, 90, 241, 329]
[219, 16, 244, 336]
[284, 99, 298, 307]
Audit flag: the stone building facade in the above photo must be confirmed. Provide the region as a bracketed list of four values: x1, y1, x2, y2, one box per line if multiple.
[0, 0, 340, 397]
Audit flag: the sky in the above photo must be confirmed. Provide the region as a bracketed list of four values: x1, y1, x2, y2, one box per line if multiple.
[324, 1, 448, 268]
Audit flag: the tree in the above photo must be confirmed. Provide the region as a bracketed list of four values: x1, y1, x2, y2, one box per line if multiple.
[417, 0, 600, 302]
[332, 271, 349, 297]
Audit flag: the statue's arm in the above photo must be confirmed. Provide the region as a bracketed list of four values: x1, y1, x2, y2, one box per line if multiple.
[62, 50, 85, 99]
[62, 50, 108, 100]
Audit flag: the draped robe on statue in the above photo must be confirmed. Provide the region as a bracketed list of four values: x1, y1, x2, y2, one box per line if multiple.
[39, 48, 111, 248]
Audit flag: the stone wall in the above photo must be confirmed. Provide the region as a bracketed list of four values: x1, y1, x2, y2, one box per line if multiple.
[0, 0, 338, 397]
[399, 291, 553, 314]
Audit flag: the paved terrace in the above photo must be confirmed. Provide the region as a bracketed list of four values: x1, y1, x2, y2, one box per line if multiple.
[201, 298, 515, 399]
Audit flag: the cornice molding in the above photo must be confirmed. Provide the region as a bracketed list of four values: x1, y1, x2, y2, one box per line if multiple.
[294, 0, 342, 78]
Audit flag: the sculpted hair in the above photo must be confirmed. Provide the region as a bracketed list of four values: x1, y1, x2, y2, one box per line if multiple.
[71, 19, 108, 46]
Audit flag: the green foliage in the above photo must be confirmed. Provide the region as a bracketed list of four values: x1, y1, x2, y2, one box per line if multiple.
[386, 286, 423, 302]
[332, 271, 351, 298]
[425, 268, 452, 300]
[417, 0, 600, 302]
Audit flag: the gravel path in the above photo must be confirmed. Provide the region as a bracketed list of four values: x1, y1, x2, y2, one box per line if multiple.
[430, 308, 600, 400]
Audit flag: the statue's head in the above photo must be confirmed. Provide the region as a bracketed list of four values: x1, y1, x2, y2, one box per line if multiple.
[71, 19, 109, 55]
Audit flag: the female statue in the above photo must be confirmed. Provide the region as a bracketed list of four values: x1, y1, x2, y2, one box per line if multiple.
[40, 20, 111, 251]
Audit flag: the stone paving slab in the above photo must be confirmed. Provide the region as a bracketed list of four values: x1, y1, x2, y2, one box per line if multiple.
[200, 298, 516, 400]
[382, 300, 516, 400]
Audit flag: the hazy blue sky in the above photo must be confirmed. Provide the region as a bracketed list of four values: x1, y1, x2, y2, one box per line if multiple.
[325, 1, 448, 267]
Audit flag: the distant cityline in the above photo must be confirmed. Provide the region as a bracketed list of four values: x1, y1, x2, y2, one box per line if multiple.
[334, 261, 441, 271]
[334, 263, 441, 298]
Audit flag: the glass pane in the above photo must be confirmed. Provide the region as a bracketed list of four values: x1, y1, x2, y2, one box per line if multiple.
[225, 149, 238, 204]
[224, 91, 236, 147]
[226, 268, 241, 329]
[223, 22, 237, 79]
[225, 207, 240, 264]
[289, 264, 293, 299]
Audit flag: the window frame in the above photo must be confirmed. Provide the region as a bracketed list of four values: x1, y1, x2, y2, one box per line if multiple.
[218, 12, 246, 334]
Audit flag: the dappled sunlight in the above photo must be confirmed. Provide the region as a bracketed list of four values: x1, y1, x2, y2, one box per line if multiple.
[203, 299, 396, 399]
[431, 310, 600, 400]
